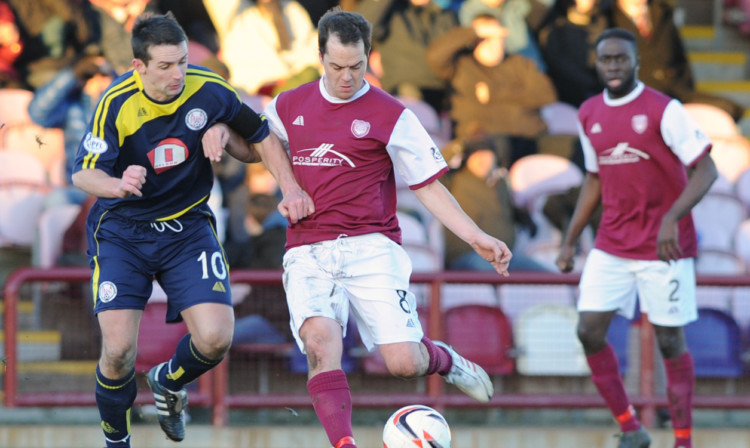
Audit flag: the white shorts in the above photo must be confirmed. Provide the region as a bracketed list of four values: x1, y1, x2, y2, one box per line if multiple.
[282, 233, 424, 352]
[578, 249, 697, 326]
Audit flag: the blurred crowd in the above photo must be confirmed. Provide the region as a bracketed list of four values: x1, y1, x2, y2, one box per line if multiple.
[0, 0, 746, 277]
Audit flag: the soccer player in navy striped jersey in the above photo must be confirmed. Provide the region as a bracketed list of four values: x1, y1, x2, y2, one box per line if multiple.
[262, 9, 513, 448]
[72, 12, 313, 448]
[557, 28, 717, 448]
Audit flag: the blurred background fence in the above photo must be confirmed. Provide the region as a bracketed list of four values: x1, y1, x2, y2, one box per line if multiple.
[4, 268, 750, 428]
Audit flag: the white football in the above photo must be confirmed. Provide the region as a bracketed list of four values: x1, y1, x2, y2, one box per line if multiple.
[382, 404, 451, 448]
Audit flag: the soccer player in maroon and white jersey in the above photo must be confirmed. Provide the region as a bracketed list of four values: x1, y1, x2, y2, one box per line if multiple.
[556, 28, 717, 448]
[262, 9, 513, 448]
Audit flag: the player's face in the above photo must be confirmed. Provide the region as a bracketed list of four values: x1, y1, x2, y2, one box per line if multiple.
[595, 37, 639, 98]
[320, 33, 367, 100]
[134, 41, 188, 102]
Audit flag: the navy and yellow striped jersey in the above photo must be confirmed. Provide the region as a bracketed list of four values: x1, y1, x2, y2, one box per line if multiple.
[74, 65, 268, 221]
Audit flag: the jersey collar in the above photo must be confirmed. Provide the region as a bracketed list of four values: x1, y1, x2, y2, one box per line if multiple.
[318, 77, 371, 103]
[603, 81, 645, 107]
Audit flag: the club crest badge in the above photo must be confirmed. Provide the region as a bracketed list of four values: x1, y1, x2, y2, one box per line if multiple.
[351, 119, 370, 138]
[185, 108, 208, 131]
[82, 132, 108, 154]
[631, 114, 648, 134]
[99, 281, 118, 303]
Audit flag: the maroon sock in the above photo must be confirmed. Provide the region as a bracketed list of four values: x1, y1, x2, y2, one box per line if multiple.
[422, 337, 453, 375]
[307, 370, 356, 447]
[665, 352, 694, 447]
[587, 344, 640, 432]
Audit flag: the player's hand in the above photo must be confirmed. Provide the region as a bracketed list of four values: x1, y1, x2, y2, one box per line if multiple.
[278, 188, 315, 224]
[118, 165, 147, 198]
[202, 122, 230, 162]
[657, 217, 682, 261]
[471, 234, 512, 277]
[556, 245, 576, 273]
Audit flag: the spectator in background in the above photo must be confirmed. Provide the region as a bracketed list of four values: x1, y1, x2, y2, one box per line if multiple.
[6, 0, 99, 89]
[724, 0, 750, 36]
[542, 184, 602, 234]
[229, 193, 292, 346]
[444, 137, 549, 271]
[89, 0, 157, 75]
[297, 0, 351, 25]
[557, 28, 716, 448]
[225, 193, 287, 270]
[606, 0, 745, 121]
[537, 0, 607, 107]
[356, 0, 458, 114]
[156, 0, 220, 54]
[211, 151, 251, 245]
[436, 0, 466, 13]
[459, 0, 547, 72]
[526, 0, 554, 31]
[0, 1, 24, 88]
[28, 54, 115, 205]
[202, 0, 321, 96]
[427, 13, 557, 168]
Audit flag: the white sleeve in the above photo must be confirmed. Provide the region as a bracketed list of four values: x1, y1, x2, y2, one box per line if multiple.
[386, 108, 448, 187]
[262, 96, 290, 152]
[578, 121, 599, 173]
[660, 99, 712, 166]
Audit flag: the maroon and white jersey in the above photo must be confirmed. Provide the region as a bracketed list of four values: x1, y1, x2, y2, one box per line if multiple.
[578, 82, 712, 260]
[264, 79, 448, 249]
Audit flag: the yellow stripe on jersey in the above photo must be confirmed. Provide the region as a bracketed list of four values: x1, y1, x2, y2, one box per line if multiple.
[114, 69, 241, 147]
[82, 67, 242, 169]
[156, 194, 209, 221]
[82, 77, 139, 170]
[187, 67, 241, 100]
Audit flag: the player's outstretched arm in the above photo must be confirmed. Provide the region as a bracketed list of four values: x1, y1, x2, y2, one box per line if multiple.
[72, 166, 147, 199]
[556, 173, 601, 273]
[253, 131, 314, 224]
[414, 180, 512, 276]
[201, 122, 261, 163]
[201, 123, 314, 224]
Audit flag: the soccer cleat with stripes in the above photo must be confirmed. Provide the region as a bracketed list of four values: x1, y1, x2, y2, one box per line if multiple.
[434, 341, 493, 402]
[147, 362, 188, 442]
[616, 426, 651, 448]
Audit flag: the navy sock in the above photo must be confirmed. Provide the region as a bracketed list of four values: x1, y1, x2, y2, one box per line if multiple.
[95, 365, 136, 447]
[158, 334, 221, 390]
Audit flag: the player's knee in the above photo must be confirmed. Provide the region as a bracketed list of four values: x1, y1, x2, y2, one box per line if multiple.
[388, 361, 422, 379]
[303, 335, 337, 361]
[655, 327, 686, 359]
[577, 323, 606, 351]
[193, 330, 233, 359]
[385, 352, 425, 379]
[101, 343, 137, 372]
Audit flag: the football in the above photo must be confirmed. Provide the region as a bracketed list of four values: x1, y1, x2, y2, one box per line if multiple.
[382, 404, 451, 448]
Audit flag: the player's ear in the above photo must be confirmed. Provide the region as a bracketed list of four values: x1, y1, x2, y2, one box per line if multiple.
[132, 58, 145, 73]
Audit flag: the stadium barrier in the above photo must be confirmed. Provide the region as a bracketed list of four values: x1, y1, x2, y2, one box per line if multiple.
[4, 267, 750, 427]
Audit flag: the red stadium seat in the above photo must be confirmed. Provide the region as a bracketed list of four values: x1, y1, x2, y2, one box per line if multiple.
[135, 301, 188, 373]
[443, 304, 515, 375]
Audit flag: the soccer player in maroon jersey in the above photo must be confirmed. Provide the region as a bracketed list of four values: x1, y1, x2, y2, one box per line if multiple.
[556, 28, 717, 448]
[262, 9, 513, 448]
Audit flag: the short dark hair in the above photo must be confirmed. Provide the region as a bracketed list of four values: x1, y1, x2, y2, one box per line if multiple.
[318, 8, 372, 56]
[595, 27, 637, 48]
[131, 11, 187, 63]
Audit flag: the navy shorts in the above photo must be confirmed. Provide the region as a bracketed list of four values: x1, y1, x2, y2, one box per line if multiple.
[86, 206, 232, 322]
